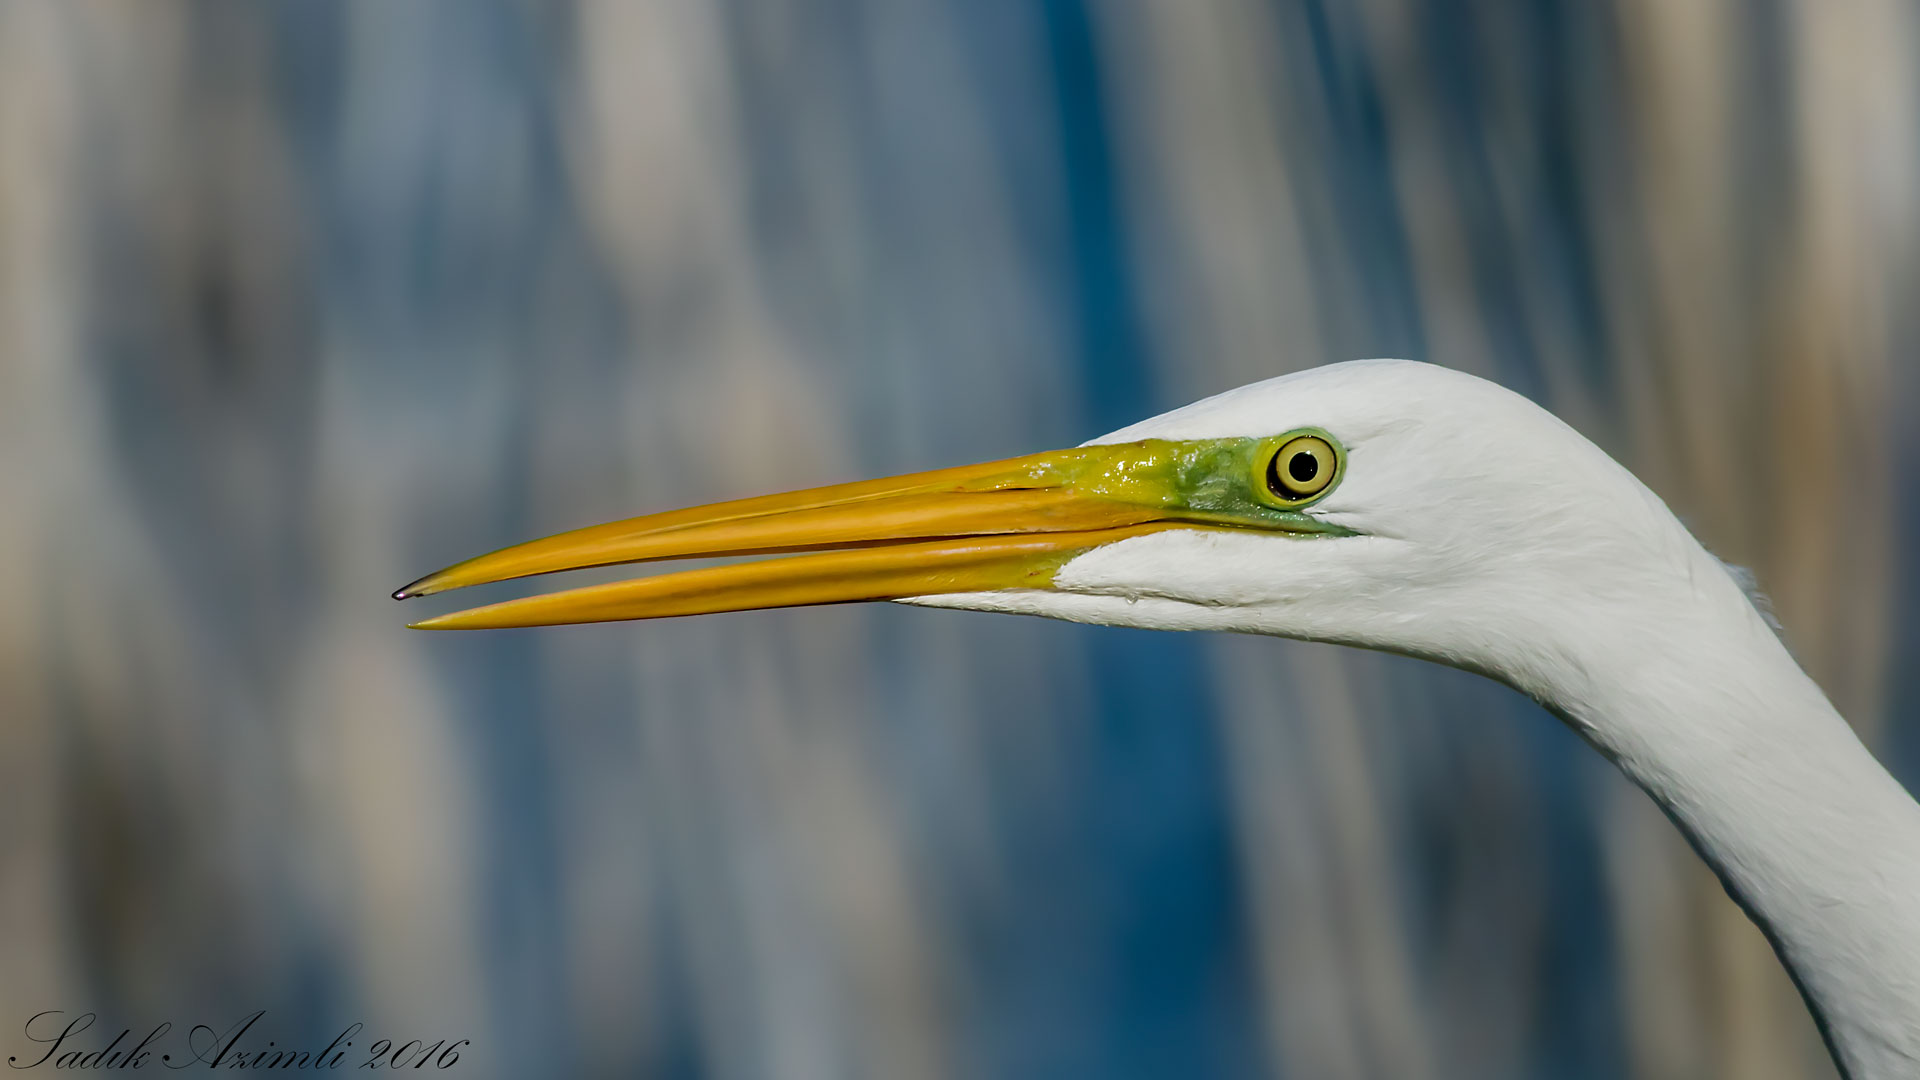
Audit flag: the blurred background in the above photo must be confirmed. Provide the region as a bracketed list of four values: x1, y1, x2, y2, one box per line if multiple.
[1, 1, 1916, 1077]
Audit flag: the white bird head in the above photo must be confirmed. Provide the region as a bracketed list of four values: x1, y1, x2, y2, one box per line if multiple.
[394, 359, 1920, 1080]
[395, 358, 1743, 703]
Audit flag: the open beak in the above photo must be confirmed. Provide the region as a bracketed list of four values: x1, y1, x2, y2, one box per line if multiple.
[393, 439, 1318, 630]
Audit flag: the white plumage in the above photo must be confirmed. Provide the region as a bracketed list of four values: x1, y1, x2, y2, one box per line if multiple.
[406, 357, 1920, 1076]
[907, 359, 1920, 1078]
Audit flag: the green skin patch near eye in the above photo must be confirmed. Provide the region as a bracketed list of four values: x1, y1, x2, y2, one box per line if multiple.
[952, 433, 1353, 536]
[911, 433, 1353, 591]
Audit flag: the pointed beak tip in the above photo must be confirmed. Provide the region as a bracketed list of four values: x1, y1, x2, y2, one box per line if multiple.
[393, 574, 446, 601]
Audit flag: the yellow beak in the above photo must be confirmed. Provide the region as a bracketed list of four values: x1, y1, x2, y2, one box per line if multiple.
[395, 445, 1199, 630]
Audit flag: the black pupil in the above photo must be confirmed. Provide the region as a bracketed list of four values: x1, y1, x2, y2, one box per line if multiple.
[1287, 450, 1319, 484]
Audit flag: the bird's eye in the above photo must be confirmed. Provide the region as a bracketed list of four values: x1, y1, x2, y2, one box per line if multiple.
[1265, 434, 1338, 502]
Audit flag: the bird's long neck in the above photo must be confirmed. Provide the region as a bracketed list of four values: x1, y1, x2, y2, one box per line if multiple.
[1541, 566, 1920, 1079]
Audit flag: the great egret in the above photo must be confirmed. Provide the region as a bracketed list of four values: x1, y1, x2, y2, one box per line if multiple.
[396, 359, 1920, 1078]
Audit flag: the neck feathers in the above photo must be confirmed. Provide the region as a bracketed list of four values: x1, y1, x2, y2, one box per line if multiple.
[1545, 549, 1920, 1078]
